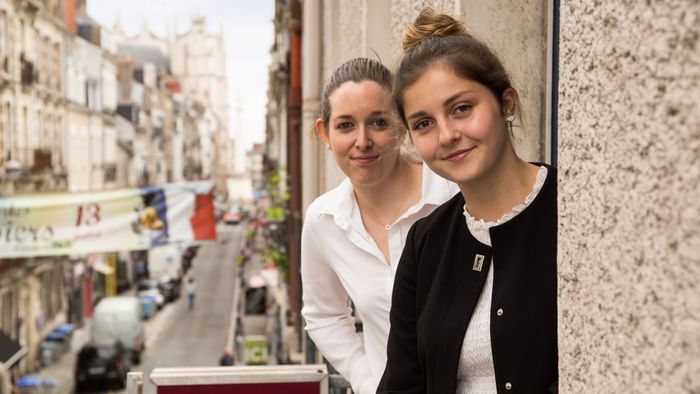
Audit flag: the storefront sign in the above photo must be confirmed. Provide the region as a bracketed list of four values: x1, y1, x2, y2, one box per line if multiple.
[0, 181, 216, 258]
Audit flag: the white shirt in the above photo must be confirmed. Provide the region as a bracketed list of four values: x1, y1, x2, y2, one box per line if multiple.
[301, 164, 457, 394]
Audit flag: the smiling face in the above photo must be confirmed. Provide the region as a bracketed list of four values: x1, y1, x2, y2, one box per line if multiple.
[402, 64, 516, 187]
[317, 80, 404, 188]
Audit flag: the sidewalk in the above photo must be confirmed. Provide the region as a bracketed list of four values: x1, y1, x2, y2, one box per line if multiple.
[35, 320, 92, 394]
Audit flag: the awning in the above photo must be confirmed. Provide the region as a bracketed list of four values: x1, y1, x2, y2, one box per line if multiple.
[92, 260, 115, 275]
[0, 330, 26, 369]
[89, 254, 115, 275]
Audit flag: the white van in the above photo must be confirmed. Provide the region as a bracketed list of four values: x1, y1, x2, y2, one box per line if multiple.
[91, 296, 145, 364]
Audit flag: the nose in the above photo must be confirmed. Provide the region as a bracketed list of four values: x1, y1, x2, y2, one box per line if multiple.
[355, 126, 372, 150]
[437, 119, 459, 146]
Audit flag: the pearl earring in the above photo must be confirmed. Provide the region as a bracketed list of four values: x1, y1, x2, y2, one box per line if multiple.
[325, 144, 330, 150]
[505, 115, 514, 134]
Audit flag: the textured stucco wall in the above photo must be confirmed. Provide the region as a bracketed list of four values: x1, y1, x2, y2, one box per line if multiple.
[558, 1, 700, 392]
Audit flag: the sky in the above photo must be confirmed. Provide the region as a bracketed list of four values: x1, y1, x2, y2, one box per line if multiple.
[86, 0, 274, 153]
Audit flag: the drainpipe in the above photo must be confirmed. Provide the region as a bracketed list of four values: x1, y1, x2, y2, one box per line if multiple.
[286, 0, 303, 336]
[301, 0, 321, 212]
[301, 0, 321, 364]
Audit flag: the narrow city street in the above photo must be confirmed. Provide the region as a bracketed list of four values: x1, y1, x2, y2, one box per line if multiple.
[132, 224, 243, 394]
[44, 223, 246, 394]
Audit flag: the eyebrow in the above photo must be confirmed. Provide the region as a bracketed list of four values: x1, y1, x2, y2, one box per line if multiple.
[332, 110, 389, 122]
[406, 90, 474, 122]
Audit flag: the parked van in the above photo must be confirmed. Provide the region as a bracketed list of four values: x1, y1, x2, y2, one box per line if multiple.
[91, 296, 145, 364]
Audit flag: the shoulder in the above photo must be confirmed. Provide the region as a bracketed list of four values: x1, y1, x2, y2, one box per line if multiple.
[530, 163, 557, 208]
[410, 192, 464, 243]
[533, 162, 557, 188]
[304, 179, 350, 223]
[420, 164, 461, 205]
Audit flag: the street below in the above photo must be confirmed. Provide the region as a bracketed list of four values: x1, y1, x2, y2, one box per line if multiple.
[46, 223, 245, 394]
[133, 224, 243, 394]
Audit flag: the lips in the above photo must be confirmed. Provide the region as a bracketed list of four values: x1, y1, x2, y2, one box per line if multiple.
[352, 155, 380, 165]
[443, 147, 475, 161]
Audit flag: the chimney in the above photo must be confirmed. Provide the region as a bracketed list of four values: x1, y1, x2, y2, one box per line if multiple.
[63, 0, 77, 34]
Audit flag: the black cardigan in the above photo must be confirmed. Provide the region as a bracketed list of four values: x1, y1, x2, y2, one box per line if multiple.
[378, 166, 557, 394]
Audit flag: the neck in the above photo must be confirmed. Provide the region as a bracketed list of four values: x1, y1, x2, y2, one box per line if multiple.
[353, 160, 422, 224]
[459, 153, 540, 222]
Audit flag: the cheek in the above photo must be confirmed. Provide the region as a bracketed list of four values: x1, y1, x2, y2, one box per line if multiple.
[471, 110, 503, 140]
[329, 133, 353, 151]
[411, 135, 437, 160]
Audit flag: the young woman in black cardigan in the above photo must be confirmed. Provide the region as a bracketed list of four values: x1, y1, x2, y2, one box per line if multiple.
[378, 9, 557, 394]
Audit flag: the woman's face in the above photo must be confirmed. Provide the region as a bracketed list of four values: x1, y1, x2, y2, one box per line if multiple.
[402, 65, 514, 187]
[318, 80, 404, 188]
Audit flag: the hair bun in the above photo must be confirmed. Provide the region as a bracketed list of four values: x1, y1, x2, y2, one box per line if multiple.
[401, 8, 469, 53]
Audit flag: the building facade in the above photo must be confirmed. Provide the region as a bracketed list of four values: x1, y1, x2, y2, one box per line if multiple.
[0, 0, 67, 195]
[170, 16, 229, 132]
[0, 0, 70, 377]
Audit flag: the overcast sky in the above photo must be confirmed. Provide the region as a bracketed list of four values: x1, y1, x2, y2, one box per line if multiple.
[86, 0, 274, 153]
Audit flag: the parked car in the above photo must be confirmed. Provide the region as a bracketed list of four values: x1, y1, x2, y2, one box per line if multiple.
[137, 279, 166, 310]
[158, 276, 180, 302]
[74, 342, 129, 392]
[223, 210, 242, 225]
[181, 245, 200, 273]
[91, 296, 146, 364]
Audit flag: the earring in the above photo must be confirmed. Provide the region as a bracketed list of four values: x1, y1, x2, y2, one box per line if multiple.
[505, 115, 514, 133]
[325, 144, 330, 150]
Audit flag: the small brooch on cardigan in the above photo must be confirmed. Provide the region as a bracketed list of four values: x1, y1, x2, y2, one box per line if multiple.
[472, 254, 485, 272]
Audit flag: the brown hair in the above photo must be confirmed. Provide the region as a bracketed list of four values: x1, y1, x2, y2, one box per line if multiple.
[395, 8, 517, 125]
[319, 57, 393, 128]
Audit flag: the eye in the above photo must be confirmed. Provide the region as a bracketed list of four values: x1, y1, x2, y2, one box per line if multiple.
[454, 104, 473, 114]
[335, 121, 354, 131]
[369, 118, 389, 129]
[412, 119, 432, 131]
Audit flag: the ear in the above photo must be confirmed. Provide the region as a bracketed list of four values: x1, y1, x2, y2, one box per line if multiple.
[501, 88, 518, 119]
[315, 118, 330, 146]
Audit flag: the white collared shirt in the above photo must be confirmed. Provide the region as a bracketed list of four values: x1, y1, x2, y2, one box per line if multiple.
[301, 164, 458, 394]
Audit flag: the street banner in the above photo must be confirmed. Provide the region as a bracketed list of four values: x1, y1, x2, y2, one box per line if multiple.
[0, 181, 217, 258]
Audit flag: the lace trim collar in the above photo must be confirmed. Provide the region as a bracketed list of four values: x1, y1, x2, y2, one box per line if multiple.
[462, 166, 548, 229]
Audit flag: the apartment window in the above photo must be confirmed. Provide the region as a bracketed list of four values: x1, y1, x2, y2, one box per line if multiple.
[0, 103, 4, 162]
[40, 265, 64, 321]
[3, 102, 10, 160]
[0, 11, 7, 72]
[1, 289, 16, 338]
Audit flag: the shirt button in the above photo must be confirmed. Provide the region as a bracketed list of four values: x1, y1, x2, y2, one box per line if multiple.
[505, 382, 512, 390]
[496, 308, 504, 316]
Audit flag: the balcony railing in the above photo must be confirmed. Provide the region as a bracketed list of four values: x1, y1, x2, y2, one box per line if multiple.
[126, 364, 353, 394]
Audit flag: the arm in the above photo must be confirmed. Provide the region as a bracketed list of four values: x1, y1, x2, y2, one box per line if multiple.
[300, 219, 373, 394]
[378, 224, 425, 394]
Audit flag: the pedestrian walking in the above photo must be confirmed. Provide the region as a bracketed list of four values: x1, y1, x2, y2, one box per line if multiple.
[185, 276, 196, 310]
[378, 8, 558, 394]
[300, 57, 458, 394]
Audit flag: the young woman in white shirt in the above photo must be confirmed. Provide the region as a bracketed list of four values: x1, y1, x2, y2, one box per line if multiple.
[300, 57, 457, 394]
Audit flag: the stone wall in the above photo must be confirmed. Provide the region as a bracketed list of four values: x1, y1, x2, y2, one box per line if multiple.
[558, 1, 700, 392]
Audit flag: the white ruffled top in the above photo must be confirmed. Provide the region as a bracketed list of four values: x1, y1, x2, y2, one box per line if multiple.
[456, 165, 548, 394]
